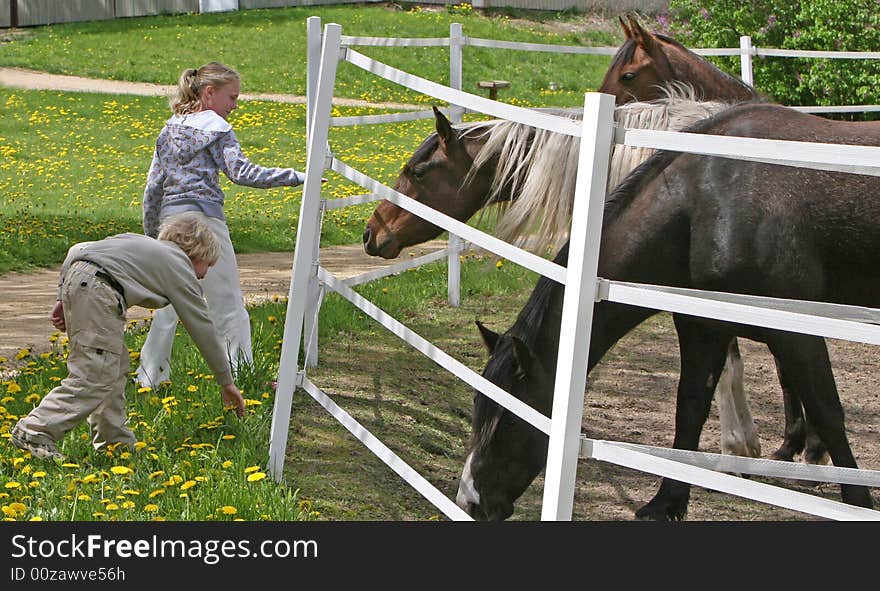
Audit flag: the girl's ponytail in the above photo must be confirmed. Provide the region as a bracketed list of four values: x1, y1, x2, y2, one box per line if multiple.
[168, 63, 238, 115]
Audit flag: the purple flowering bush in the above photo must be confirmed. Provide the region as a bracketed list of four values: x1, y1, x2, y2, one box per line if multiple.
[665, 0, 880, 111]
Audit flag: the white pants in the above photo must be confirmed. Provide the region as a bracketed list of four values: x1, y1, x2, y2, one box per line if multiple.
[135, 213, 252, 387]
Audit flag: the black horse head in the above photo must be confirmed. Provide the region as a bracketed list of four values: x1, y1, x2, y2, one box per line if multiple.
[456, 261, 566, 520]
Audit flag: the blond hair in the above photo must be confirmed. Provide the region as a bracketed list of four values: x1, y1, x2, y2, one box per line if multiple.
[157, 213, 221, 265]
[169, 62, 240, 115]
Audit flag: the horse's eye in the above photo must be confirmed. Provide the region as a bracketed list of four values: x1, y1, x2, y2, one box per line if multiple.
[412, 165, 427, 181]
[621, 72, 636, 82]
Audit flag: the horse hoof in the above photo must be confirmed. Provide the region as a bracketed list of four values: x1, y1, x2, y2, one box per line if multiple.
[771, 446, 798, 463]
[634, 499, 687, 521]
[803, 449, 830, 466]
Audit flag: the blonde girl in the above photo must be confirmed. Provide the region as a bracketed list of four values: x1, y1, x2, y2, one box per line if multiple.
[136, 62, 307, 387]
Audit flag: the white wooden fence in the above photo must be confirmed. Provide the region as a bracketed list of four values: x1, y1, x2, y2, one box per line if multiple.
[267, 19, 880, 521]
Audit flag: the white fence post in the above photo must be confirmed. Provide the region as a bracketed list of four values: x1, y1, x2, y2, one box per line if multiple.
[447, 22, 465, 307]
[303, 15, 324, 368]
[306, 16, 322, 143]
[541, 92, 615, 520]
[268, 22, 342, 481]
[740, 35, 754, 87]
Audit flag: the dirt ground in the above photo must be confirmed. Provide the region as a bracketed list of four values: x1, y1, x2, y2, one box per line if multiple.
[0, 241, 447, 365]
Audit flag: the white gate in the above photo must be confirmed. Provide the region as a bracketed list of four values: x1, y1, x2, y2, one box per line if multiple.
[268, 21, 880, 521]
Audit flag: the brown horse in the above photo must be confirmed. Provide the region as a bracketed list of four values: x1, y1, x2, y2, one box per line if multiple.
[362, 19, 820, 464]
[457, 102, 880, 520]
[599, 16, 831, 466]
[598, 14, 760, 105]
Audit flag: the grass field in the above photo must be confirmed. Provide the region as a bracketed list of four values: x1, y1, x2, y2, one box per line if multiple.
[0, 4, 626, 521]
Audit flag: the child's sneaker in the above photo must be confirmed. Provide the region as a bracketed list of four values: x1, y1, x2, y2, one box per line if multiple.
[11, 425, 64, 460]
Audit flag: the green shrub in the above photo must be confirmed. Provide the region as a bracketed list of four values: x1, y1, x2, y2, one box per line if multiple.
[665, 1, 880, 108]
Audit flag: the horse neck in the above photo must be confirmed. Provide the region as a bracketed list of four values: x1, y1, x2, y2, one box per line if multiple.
[666, 44, 758, 102]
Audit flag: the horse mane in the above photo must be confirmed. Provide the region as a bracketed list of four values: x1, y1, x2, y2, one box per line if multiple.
[471, 258, 565, 449]
[463, 89, 732, 255]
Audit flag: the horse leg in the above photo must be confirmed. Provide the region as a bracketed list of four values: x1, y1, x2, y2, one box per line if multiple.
[766, 333, 872, 508]
[715, 338, 761, 458]
[635, 316, 731, 521]
[770, 357, 829, 464]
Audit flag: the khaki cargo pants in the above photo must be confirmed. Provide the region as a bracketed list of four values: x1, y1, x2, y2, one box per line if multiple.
[15, 261, 136, 450]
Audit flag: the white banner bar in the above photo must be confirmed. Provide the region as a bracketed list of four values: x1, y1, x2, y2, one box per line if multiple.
[318, 267, 552, 435]
[337, 248, 452, 288]
[330, 158, 567, 284]
[793, 105, 880, 114]
[465, 37, 617, 55]
[618, 127, 880, 177]
[586, 438, 880, 487]
[605, 281, 880, 345]
[340, 35, 450, 47]
[584, 439, 880, 521]
[343, 48, 583, 136]
[301, 378, 471, 521]
[332, 109, 439, 127]
[321, 192, 383, 210]
[757, 48, 880, 59]
[606, 280, 880, 325]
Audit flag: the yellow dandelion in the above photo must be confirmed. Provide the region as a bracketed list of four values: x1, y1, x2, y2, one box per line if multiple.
[179, 480, 196, 491]
[134, 442, 147, 451]
[4, 482, 21, 489]
[109, 466, 132, 476]
[148, 470, 165, 480]
[496, 259, 504, 269]
[186, 385, 198, 393]
[144, 504, 159, 513]
[61, 463, 80, 469]
[24, 394, 40, 404]
[1, 506, 16, 517]
[221, 434, 236, 440]
[244, 465, 261, 474]
[77, 494, 91, 501]
[29, 516, 43, 521]
[221, 460, 233, 469]
[137, 386, 152, 394]
[247, 472, 267, 483]
[6, 382, 21, 394]
[148, 488, 166, 499]
[220, 506, 237, 515]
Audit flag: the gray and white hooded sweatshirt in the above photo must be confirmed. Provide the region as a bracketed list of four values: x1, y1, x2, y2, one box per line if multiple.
[142, 109, 305, 237]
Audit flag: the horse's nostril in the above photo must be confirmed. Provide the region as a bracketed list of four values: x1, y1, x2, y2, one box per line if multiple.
[362, 227, 372, 245]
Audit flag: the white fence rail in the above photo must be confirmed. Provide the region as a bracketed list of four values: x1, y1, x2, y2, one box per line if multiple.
[269, 19, 880, 521]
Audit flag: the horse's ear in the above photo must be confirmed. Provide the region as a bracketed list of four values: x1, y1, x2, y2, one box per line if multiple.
[433, 106, 456, 152]
[511, 336, 534, 380]
[476, 320, 499, 353]
[627, 15, 657, 51]
[619, 15, 633, 39]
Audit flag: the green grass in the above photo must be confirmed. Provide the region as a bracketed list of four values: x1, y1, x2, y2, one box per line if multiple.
[0, 5, 621, 521]
[0, 255, 536, 521]
[0, 4, 621, 108]
[0, 5, 630, 274]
